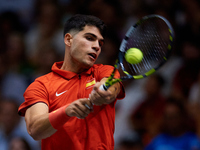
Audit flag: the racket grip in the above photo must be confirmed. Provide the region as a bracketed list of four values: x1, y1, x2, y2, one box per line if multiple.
[99, 84, 108, 91]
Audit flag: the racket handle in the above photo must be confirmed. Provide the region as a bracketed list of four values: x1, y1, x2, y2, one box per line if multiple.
[99, 84, 108, 91]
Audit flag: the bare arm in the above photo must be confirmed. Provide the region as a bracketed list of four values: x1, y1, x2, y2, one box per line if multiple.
[89, 78, 121, 105]
[25, 99, 93, 141]
[25, 103, 55, 140]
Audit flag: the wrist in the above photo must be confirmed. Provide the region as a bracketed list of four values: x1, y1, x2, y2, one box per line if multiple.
[49, 104, 70, 130]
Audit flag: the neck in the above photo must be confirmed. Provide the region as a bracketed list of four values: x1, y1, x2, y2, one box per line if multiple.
[62, 48, 91, 74]
[61, 58, 87, 74]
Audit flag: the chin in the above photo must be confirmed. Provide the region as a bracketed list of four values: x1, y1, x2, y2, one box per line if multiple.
[83, 62, 94, 69]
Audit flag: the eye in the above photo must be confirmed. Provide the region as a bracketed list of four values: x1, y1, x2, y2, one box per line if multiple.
[100, 41, 104, 47]
[86, 36, 94, 41]
[99, 39, 104, 47]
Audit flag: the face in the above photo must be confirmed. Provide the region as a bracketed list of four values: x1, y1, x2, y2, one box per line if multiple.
[9, 138, 29, 150]
[144, 76, 160, 96]
[65, 25, 104, 72]
[0, 101, 20, 134]
[163, 103, 183, 133]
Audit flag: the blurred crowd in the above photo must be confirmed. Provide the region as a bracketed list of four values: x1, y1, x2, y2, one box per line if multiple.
[0, 0, 199, 150]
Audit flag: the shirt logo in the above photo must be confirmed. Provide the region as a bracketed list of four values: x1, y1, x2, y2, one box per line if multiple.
[56, 90, 68, 96]
[86, 78, 96, 89]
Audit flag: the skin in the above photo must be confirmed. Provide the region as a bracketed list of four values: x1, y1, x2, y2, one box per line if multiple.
[25, 25, 121, 140]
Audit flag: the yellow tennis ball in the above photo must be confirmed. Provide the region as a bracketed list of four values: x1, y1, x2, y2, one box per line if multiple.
[125, 48, 143, 64]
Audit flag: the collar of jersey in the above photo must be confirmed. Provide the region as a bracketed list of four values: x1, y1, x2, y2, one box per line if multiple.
[51, 61, 93, 79]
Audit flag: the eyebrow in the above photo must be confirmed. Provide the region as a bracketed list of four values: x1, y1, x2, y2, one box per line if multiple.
[85, 33, 105, 44]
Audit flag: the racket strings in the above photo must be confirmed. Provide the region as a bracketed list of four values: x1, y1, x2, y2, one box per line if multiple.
[124, 17, 171, 76]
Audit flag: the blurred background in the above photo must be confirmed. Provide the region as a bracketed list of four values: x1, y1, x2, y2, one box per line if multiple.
[0, 0, 200, 150]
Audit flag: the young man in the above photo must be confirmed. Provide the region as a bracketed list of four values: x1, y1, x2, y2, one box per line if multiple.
[18, 14, 125, 150]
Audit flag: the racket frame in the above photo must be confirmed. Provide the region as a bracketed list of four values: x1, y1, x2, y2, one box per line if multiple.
[102, 14, 174, 90]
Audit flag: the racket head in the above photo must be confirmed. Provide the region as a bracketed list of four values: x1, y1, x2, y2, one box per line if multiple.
[119, 14, 174, 80]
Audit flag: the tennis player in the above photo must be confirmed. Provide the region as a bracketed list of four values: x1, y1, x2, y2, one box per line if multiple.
[18, 14, 125, 150]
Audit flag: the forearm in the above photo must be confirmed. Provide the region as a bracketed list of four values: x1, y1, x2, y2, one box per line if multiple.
[25, 100, 92, 140]
[25, 102, 57, 140]
[26, 113, 56, 140]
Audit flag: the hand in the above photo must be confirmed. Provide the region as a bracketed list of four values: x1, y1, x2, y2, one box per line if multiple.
[89, 81, 119, 106]
[65, 98, 93, 119]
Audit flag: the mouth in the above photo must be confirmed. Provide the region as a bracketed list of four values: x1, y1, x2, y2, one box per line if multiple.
[88, 53, 97, 60]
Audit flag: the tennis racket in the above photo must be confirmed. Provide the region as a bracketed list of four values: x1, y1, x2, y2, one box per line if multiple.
[100, 14, 174, 91]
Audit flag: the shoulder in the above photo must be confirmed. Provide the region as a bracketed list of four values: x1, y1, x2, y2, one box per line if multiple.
[34, 72, 61, 84]
[26, 72, 60, 93]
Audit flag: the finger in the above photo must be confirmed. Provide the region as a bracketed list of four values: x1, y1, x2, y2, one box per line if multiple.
[78, 104, 91, 116]
[72, 106, 87, 119]
[89, 94, 94, 105]
[84, 98, 93, 110]
[84, 103, 90, 109]
[89, 91, 103, 105]
[96, 88, 114, 103]
[97, 88, 112, 98]
[70, 101, 91, 119]
[80, 98, 93, 110]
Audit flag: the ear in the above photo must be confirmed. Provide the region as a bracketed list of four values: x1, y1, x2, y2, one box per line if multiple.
[64, 33, 72, 46]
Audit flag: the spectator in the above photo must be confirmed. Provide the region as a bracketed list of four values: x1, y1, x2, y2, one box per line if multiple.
[0, 54, 7, 93]
[171, 38, 200, 100]
[29, 42, 61, 82]
[0, 0, 34, 29]
[114, 74, 166, 147]
[0, 11, 25, 53]
[4, 32, 26, 73]
[1, 32, 28, 105]
[0, 99, 40, 150]
[130, 74, 166, 145]
[188, 70, 200, 137]
[114, 78, 146, 147]
[9, 137, 31, 150]
[145, 97, 200, 150]
[25, 0, 64, 64]
[116, 137, 143, 150]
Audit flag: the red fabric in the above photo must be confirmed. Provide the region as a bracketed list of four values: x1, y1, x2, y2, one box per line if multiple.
[18, 61, 125, 150]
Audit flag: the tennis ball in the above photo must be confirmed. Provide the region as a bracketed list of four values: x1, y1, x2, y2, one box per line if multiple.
[125, 48, 143, 64]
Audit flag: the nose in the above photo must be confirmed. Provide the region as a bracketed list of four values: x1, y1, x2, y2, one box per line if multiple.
[92, 41, 100, 52]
